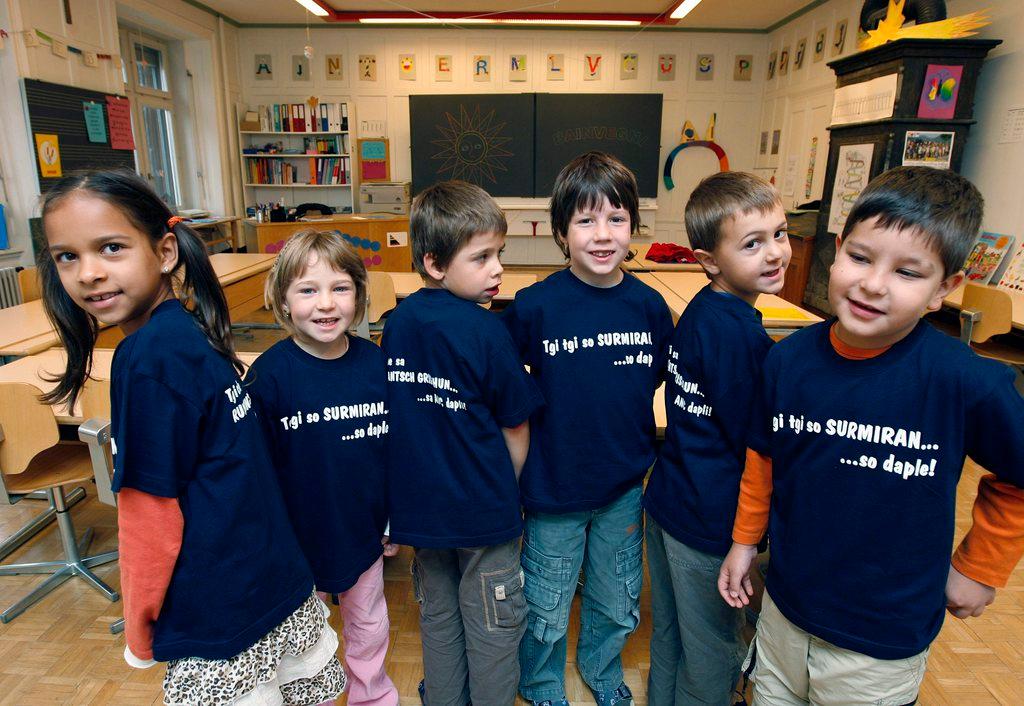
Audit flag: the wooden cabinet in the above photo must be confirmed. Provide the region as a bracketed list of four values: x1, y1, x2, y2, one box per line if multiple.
[243, 215, 413, 271]
[780, 232, 816, 307]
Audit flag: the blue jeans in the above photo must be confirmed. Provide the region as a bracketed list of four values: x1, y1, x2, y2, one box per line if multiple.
[645, 514, 745, 706]
[518, 485, 644, 702]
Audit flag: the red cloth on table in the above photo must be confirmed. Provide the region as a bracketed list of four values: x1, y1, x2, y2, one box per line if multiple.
[644, 242, 697, 263]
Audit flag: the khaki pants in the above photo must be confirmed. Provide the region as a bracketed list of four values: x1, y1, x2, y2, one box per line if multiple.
[745, 592, 928, 706]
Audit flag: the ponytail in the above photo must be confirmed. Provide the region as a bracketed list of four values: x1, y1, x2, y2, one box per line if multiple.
[38, 169, 242, 408]
[170, 221, 243, 376]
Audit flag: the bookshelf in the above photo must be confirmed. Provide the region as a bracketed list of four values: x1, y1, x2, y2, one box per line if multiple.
[238, 100, 354, 215]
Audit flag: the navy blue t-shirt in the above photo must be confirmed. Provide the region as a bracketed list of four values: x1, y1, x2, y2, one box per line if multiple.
[383, 287, 543, 548]
[503, 269, 673, 513]
[110, 300, 313, 662]
[245, 336, 388, 594]
[748, 320, 1024, 660]
[645, 285, 773, 556]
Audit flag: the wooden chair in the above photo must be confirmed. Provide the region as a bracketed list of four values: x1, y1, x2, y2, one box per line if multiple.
[18, 267, 42, 303]
[959, 284, 1024, 367]
[366, 271, 398, 338]
[0, 382, 119, 623]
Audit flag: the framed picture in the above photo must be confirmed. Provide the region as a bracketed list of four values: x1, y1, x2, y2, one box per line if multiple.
[358, 138, 391, 182]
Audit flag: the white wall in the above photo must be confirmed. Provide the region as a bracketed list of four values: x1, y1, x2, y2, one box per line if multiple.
[236, 27, 769, 248]
[0, 0, 239, 267]
[761, 0, 1024, 236]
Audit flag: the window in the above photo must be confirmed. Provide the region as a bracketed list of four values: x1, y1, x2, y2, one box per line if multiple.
[119, 29, 181, 207]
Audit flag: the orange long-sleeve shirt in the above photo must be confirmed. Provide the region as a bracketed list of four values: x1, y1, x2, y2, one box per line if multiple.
[731, 325, 1024, 588]
[118, 488, 184, 661]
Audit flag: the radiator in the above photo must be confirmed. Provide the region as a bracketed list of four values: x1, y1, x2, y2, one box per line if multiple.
[0, 267, 23, 309]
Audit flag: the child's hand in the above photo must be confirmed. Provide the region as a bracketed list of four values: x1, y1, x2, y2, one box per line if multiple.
[718, 542, 758, 608]
[945, 564, 995, 619]
[381, 535, 400, 557]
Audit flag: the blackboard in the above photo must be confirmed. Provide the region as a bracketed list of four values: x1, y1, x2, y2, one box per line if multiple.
[410, 94, 534, 197]
[535, 94, 663, 198]
[23, 79, 136, 193]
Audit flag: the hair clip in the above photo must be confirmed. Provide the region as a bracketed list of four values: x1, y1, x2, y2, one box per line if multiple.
[167, 215, 184, 229]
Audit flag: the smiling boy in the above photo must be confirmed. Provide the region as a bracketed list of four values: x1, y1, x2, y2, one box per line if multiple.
[504, 152, 673, 706]
[718, 167, 1024, 705]
[644, 172, 790, 706]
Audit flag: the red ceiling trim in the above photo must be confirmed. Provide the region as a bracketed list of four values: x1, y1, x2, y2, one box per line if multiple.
[316, 8, 676, 24]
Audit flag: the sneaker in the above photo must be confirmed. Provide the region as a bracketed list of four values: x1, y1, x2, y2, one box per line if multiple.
[591, 682, 633, 706]
[418, 680, 425, 705]
[533, 700, 570, 706]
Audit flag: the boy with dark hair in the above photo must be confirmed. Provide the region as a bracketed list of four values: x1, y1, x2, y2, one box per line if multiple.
[504, 152, 673, 706]
[719, 166, 1024, 705]
[384, 180, 543, 706]
[645, 171, 790, 705]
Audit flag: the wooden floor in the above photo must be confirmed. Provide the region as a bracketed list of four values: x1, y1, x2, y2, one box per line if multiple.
[0, 459, 1021, 705]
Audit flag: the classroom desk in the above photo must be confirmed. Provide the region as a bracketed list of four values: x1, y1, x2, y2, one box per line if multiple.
[188, 216, 243, 252]
[387, 272, 538, 301]
[621, 243, 704, 273]
[0, 254, 276, 359]
[0, 348, 261, 424]
[648, 272, 822, 331]
[633, 273, 688, 325]
[943, 282, 1024, 331]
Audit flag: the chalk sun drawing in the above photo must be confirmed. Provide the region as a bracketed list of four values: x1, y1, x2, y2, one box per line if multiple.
[430, 104, 514, 185]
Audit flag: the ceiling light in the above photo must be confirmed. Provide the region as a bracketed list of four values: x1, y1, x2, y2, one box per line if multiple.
[358, 17, 641, 26]
[293, 0, 329, 17]
[670, 0, 704, 20]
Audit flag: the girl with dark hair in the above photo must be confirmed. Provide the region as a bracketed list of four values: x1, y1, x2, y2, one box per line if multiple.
[39, 169, 346, 706]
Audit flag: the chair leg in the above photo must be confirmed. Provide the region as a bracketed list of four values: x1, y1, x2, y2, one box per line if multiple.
[0, 486, 86, 563]
[110, 617, 125, 634]
[0, 487, 119, 623]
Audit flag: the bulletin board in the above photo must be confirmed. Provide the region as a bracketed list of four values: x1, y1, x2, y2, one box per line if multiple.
[23, 79, 136, 192]
[358, 138, 391, 182]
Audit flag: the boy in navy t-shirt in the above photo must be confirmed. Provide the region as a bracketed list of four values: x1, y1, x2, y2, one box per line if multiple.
[719, 167, 1024, 705]
[383, 180, 542, 706]
[644, 172, 790, 705]
[504, 152, 673, 706]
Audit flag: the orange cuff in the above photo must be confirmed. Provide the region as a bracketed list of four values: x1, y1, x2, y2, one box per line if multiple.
[732, 448, 773, 545]
[118, 488, 184, 661]
[951, 474, 1024, 589]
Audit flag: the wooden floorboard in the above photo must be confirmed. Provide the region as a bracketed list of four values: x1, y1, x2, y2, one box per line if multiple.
[0, 459, 1021, 704]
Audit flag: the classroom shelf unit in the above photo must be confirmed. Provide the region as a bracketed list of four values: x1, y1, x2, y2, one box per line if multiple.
[238, 101, 354, 215]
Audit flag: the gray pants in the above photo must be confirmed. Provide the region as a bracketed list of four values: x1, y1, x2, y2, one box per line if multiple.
[412, 539, 527, 706]
[646, 514, 746, 706]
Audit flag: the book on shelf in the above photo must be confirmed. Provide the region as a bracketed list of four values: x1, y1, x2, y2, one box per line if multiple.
[963, 232, 1015, 285]
[997, 241, 1024, 293]
[244, 101, 348, 133]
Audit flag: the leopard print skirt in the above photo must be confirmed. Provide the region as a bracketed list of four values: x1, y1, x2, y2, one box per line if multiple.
[162, 592, 346, 706]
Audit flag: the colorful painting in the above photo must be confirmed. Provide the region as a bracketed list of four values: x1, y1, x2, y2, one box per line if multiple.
[359, 55, 377, 81]
[34, 133, 62, 178]
[435, 55, 452, 81]
[795, 39, 807, 70]
[291, 55, 310, 81]
[399, 54, 416, 80]
[963, 232, 1015, 284]
[917, 64, 963, 120]
[734, 55, 752, 81]
[547, 53, 565, 80]
[509, 54, 527, 81]
[473, 55, 490, 82]
[255, 53, 273, 80]
[779, 46, 790, 75]
[695, 54, 714, 80]
[814, 28, 826, 62]
[828, 143, 875, 234]
[832, 19, 848, 56]
[805, 136, 818, 198]
[768, 51, 777, 80]
[620, 53, 638, 80]
[584, 54, 602, 80]
[658, 54, 676, 81]
[326, 54, 343, 81]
